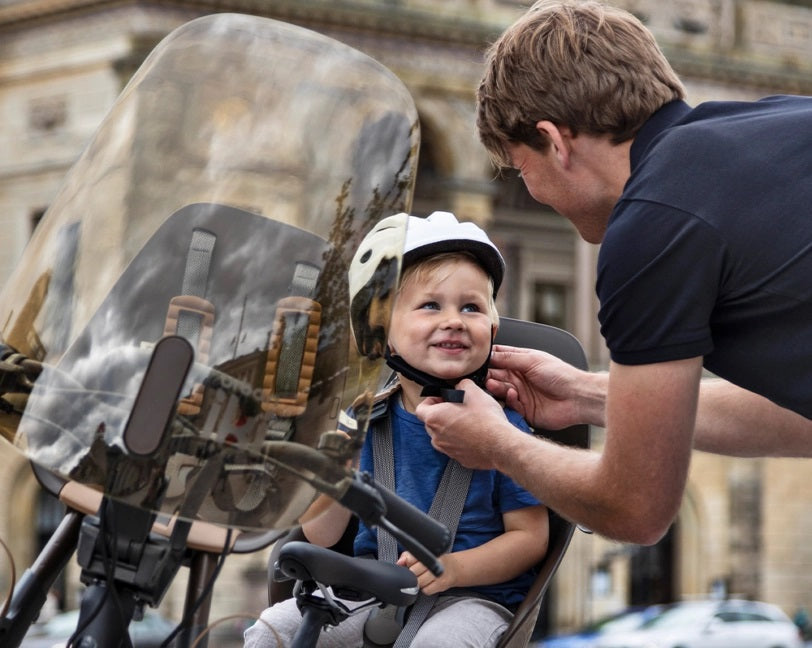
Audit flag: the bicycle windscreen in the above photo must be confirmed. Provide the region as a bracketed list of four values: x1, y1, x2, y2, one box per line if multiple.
[0, 14, 417, 531]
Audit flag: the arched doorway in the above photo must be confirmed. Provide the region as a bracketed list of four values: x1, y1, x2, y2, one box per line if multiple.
[411, 116, 449, 217]
[629, 522, 678, 605]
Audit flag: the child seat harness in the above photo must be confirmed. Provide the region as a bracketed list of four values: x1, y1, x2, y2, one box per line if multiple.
[364, 381, 473, 647]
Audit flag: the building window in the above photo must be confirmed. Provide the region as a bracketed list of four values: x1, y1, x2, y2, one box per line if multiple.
[411, 119, 445, 217]
[532, 282, 567, 329]
[28, 96, 67, 133]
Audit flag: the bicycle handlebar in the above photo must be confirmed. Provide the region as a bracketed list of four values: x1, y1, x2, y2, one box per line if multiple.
[338, 471, 450, 576]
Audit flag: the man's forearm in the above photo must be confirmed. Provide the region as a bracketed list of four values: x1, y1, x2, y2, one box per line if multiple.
[693, 379, 812, 457]
[567, 370, 811, 456]
[572, 369, 609, 428]
[492, 360, 702, 545]
[491, 427, 674, 545]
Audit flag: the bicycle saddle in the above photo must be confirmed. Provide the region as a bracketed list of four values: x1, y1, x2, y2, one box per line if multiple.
[276, 541, 418, 607]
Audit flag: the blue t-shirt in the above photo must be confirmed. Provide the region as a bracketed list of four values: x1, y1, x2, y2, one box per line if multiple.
[598, 96, 812, 418]
[353, 397, 541, 609]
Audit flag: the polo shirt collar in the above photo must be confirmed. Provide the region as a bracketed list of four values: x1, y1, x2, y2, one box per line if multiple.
[630, 100, 692, 170]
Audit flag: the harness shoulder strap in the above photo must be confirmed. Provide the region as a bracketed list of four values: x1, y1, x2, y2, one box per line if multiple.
[369, 391, 473, 646]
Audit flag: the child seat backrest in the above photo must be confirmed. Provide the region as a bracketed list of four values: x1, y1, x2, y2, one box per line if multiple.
[491, 317, 590, 648]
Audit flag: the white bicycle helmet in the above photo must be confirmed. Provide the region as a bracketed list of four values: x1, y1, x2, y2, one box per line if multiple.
[402, 211, 505, 295]
[350, 210, 504, 400]
[348, 210, 504, 367]
[348, 212, 408, 359]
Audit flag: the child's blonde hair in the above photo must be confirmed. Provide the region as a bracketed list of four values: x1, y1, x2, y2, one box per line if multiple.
[399, 251, 500, 325]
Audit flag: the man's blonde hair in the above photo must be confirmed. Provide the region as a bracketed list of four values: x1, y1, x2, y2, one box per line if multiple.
[477, 0, 685, 168]
[400, 252, 500, 325]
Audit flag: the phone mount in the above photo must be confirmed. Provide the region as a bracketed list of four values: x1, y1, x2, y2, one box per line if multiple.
[70, 336, 197, 645]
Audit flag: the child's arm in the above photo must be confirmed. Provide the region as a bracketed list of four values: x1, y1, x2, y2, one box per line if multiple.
[298, 429, 357, 547]
[396, 504, 549, 596]
[298, 494, 354, 547]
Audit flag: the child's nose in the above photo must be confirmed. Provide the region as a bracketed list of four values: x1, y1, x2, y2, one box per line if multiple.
[440, 311, 464, 328]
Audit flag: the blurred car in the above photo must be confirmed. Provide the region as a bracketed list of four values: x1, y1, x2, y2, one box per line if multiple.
[593, 598, 803, 648]
[537, 605, 664, 648]
[22, 608, 177, 648]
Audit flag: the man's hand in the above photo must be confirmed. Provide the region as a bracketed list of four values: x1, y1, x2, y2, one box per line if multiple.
[416, 344, 606, 471]
[417, 381, 514, 470]
[486, 344, 606, 430]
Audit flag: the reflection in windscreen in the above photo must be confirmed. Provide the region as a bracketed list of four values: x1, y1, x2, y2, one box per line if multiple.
[0, 13, 418, 533]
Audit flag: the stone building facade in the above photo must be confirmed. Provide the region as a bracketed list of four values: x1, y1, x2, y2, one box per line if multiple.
[0, 0, 810, 639]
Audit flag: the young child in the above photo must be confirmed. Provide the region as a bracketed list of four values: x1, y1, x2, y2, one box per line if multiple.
[244, 211, 549, 648]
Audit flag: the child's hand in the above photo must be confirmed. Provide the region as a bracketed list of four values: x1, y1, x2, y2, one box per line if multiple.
[397, 551, 457, 596]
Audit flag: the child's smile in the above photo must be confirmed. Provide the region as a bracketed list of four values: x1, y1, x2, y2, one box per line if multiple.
[388, 258, 494, 389]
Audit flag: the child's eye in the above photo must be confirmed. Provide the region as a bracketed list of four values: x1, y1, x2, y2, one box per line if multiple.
[461, 303, 481, 313]
[419, 301, 440, 310]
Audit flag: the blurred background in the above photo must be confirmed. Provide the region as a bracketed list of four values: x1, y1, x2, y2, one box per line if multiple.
[1, 0, 811, 644]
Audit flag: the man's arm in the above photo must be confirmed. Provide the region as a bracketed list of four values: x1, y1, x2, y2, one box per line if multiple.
[397, 504, 549, 596]
[484, 344, 812, 457]
[502, 358, 702, 544]
[693, 379, 812, 457]
[420, 357, 702, 545]
[420, 349, 812, 544]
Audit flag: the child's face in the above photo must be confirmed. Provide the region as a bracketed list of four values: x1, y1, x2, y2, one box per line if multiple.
[388, 258, 494, 382]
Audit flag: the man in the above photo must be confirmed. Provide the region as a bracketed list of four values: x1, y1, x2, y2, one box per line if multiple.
[416, 0, 812, 545]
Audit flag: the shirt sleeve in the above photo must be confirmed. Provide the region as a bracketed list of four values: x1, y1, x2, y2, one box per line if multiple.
[597, 202, 723, 365]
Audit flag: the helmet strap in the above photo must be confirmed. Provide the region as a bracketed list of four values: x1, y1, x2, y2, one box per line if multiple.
[383, 331, 494, 403]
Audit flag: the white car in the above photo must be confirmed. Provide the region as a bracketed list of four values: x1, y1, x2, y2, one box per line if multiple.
[594, 599, 803, 648]
[22, 608, 177, 647]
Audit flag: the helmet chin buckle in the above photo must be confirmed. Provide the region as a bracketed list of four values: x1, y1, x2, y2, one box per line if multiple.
[384, 347, 489, 404]
[418, 383, 465, 403]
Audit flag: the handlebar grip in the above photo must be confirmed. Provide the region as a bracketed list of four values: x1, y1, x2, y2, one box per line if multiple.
[371, 481, 451, 557]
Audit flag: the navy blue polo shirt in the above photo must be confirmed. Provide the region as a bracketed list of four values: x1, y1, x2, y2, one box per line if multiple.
[597, 96, 812, 418]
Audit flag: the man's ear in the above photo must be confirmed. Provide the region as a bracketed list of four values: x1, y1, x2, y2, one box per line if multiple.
[536, 120, 572, 167]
